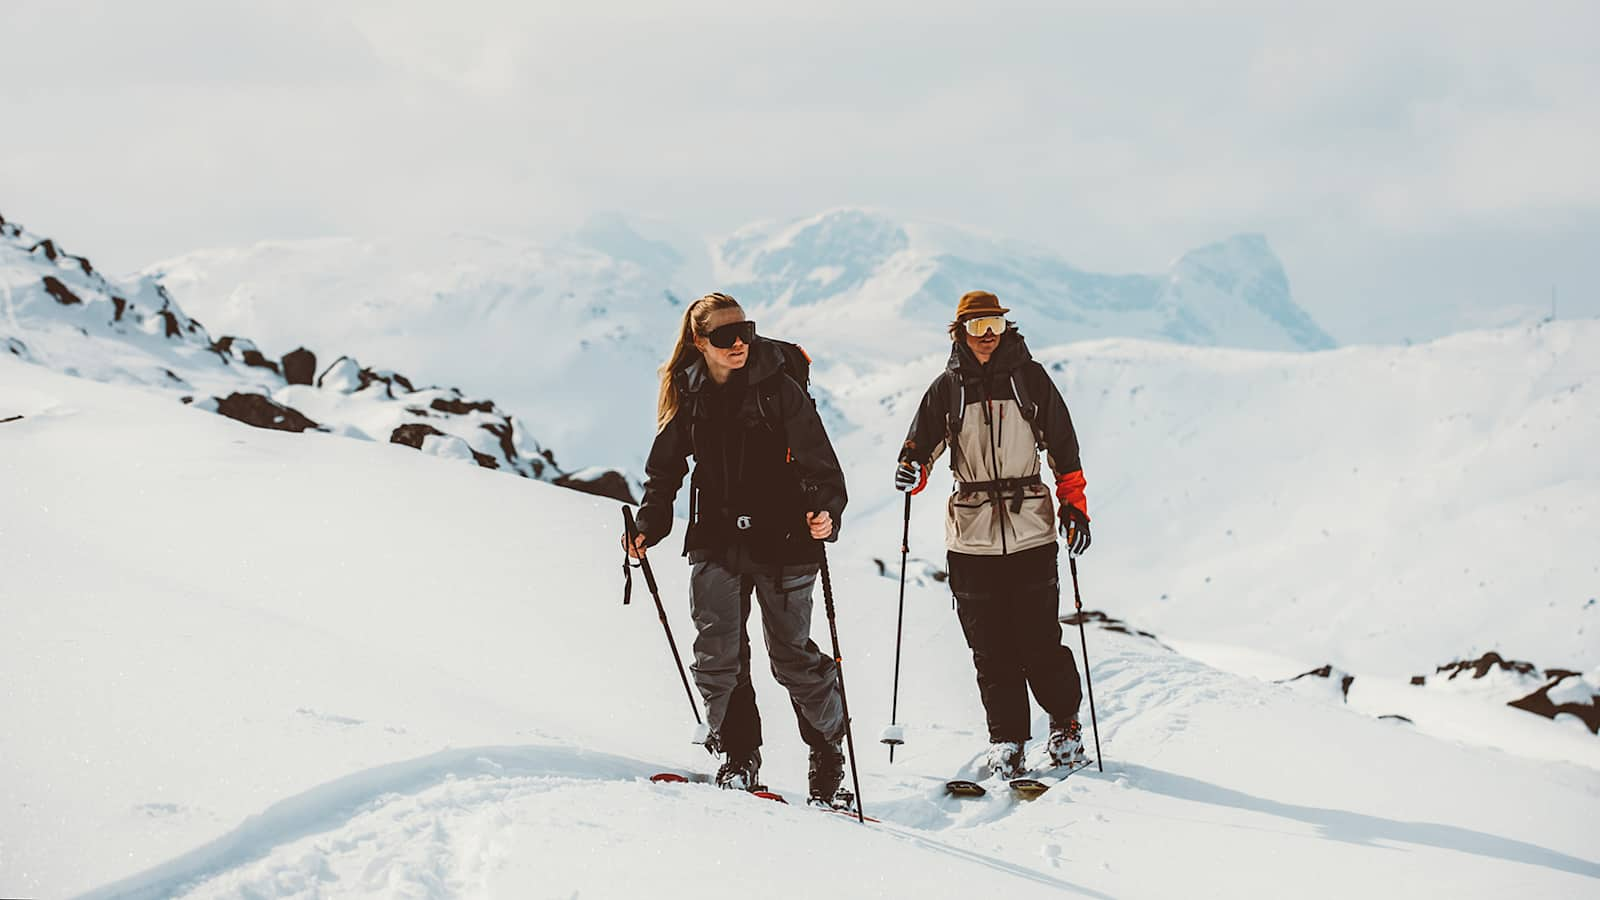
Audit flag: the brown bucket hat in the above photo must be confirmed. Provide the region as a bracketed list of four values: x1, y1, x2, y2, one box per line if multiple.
[955, 290, 1010, 320]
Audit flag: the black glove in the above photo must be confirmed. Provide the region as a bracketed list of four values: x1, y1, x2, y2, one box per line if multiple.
[1059, 504, 1091, 555]
[894, 459, 922, 493]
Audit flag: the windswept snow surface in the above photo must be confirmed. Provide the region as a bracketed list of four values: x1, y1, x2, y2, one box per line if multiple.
[3, 353, 1597, 899]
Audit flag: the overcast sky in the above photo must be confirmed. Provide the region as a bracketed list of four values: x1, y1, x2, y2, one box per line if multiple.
[3, 0, 1596, 343]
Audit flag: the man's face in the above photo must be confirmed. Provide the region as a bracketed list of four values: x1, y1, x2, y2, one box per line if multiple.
[962, 316, 1003, 362]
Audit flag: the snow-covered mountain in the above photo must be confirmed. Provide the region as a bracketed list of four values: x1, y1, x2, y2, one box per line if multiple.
[0, 212, 629, 500]
[143, 208, 1333, 477]
[717, 209, 1335, 363]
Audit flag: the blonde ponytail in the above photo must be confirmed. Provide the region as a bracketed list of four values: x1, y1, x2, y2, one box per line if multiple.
[657, 292, 743, 431]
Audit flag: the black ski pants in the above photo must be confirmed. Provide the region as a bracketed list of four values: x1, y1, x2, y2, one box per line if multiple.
[950, 542, 1083, 744]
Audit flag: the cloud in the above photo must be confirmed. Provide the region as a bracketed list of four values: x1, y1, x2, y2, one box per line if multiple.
[0, 0, 1595, 339]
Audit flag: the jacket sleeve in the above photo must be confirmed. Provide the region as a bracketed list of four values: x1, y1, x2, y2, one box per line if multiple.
[634, 411, 691, 547]
[778, 377, 848, 540]
[898, 373, 951, 493]
[1032, 362, 1088, 518]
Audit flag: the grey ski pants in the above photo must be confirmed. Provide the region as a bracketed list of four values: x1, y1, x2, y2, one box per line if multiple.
[688, 548, 843, 755]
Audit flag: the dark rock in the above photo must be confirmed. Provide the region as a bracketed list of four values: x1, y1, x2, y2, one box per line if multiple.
[481, 421, 541, 475]
[405, 406, 435, 418]
[41, 275, 83, 305]
[471, 450, 499, 469]
[241, 350, 279, 373]
[4, 337, 28, 359]
[1281, 664, 1355, 700]
[215, 393, 318, 433]
[431, 396, 495, 415]
[112, 296, 127, 321]
[362, 369, 416, 394]
[30, 239, 60, 261]
[213, 336, 280, 372]
[160, 310, 181, 338]
[555, 469, 636, 503]
[1410, 676, 1426, 686]
[1508, 676, 1600, 734]
[389, 422, 445, 449]
[1059, 609, 1163, 643]
[1436, 652, 1538, 680]
[282, 347, 317, 385]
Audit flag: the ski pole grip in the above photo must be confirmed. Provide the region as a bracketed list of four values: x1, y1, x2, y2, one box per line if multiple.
[622, 506, 662, 596]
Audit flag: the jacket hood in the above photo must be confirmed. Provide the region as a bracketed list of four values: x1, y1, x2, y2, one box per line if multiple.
[947, 328, 1034, 377]
[677, 335, 786, 395]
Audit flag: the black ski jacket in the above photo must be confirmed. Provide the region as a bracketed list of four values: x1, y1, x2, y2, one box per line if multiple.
[636, 337, 848, 566]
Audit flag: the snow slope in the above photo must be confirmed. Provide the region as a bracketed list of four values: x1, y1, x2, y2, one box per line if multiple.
[0, 212, 614, 496]
[3, 355, 1597, 899]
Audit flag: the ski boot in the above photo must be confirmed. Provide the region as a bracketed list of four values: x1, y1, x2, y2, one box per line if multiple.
[807, 738, 846, 806]
[985, 740, 1025, 779]
[715, 748, 762, 791]
[1047, 719, 1087, 768]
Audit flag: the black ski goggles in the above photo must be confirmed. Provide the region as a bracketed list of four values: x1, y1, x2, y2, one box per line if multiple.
[703, 320, 756, 349]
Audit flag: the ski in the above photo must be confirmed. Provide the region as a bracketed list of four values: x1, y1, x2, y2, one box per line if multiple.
[1009, 757, 1095, 799]
[651, 772, 877, 820]
[944, 779, 988, 798]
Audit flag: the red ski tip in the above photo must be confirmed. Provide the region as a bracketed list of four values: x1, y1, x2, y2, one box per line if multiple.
[650, 772, 690, 783]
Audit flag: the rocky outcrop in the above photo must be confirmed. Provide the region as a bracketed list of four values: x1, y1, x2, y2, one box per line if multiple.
[212, 336, 281, 373]
[215, 393, 319, 433]
[1280, 664, 1356, 701]
[555, 469, 636, 504]
[1509, 676, 1600, 734]
[1, 210, 612, 500]
[1062, 609, 1163, 644]
[1434, 652, 1538, 681]
[1413, 651, 1599, 734]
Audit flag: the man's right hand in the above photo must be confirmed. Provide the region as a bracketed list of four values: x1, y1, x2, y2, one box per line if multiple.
[893, 459, 923, 493]
[622, 531, 648, 560]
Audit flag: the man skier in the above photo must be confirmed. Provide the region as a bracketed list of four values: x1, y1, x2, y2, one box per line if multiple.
[893, 290, 1093, 779]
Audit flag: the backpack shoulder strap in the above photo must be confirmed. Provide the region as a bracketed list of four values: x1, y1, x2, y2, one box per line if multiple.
[943, 369, 966, 471]
[1008, 366, 1047, 451]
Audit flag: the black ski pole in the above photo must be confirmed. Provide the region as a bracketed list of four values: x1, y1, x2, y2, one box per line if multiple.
[818, 543, 866, 823]
[882, 492, 911, 763]
[1069, 554, 1104, 772]
[622, 506, 702, 728]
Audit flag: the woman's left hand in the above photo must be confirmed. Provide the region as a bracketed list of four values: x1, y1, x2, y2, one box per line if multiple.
[806, 511, 834, 540]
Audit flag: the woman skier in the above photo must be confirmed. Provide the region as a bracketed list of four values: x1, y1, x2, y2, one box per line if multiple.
[625, 292, 851, 803]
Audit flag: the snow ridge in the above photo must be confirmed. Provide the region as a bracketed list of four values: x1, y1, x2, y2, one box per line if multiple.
[0, 212, 632, 500]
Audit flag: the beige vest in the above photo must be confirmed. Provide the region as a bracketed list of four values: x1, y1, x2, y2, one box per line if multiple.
[928, 394, 1057, 556]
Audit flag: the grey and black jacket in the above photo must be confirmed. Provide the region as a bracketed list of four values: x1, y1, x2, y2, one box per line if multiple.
[899, 329, 1088, 556]
[636, 337, 848, 566]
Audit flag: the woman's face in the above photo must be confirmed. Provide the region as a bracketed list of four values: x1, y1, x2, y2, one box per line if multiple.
[694, 306, 751, 371]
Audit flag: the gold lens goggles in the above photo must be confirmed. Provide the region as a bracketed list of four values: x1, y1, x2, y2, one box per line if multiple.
[962, 315, 1006, 337]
